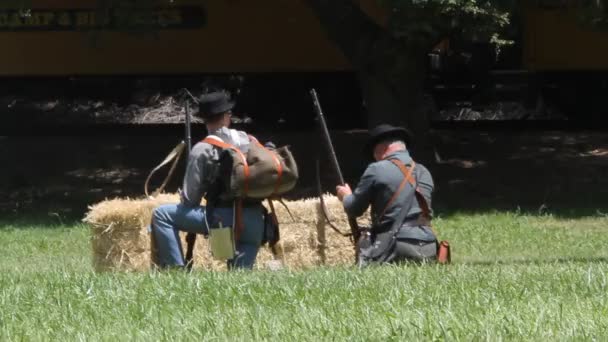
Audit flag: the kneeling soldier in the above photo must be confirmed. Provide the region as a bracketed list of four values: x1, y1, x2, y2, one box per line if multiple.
[150, 92, 266, 269]
[335, 124, 438, 266]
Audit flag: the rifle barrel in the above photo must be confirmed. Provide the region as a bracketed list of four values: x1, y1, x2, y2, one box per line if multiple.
[185, 97, 192, 153]
[183, 89, 196, 270]
[182, 88, 198, 154]
[311, 89, 361, 253]
[310, 89, 345, 185]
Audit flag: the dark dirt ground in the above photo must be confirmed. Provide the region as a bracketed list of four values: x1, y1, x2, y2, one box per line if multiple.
[1, 127, 607, 225]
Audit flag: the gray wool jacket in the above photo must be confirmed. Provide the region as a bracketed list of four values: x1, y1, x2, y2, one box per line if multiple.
[342, 150, 436, 240]
[180, 127, 250, 207]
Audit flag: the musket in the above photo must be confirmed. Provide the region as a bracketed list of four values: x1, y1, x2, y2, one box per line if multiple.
[182, 88, 197, 270]
[310, 89, 361, 255]
[182, 88, 197, 153]
[184, 97, 192, 153]
[316, 158, 352, 237]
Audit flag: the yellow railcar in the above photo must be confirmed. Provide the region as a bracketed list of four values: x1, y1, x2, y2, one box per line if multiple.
[523, 2, 608, 71]
[1, 1, 606, 75]
[0, 0, 387, 128]
[522, 2, 608, 119]
[0, 0, 387, 76]
[1, 1, 605, 123]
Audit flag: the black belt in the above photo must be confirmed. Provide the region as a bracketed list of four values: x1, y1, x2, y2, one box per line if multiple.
[372, 216, 421, 235]
[401, 217, 422, 228]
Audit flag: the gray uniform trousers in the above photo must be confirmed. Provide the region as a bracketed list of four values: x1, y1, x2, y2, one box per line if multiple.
[358, 222, 437, 267]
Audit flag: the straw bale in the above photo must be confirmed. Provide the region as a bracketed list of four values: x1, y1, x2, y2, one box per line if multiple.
[313, 195, 372, 266]
[84, 193, 370, 272]
[84, 193, 179, 272]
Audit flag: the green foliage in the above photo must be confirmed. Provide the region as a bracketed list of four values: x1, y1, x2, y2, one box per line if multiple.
[577, 0, 608, 29]
[379, 0, 608, 47]
[379, 0, 517, 47]
[1, 212, 608, 339]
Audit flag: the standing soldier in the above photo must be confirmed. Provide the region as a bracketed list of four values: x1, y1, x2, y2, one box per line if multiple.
[335, 124, 438, 266]
[150, 92, 265, 269]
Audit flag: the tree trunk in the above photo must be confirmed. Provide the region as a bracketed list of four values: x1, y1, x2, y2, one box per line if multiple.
[356, 52, 430, 137]
[303, 0, 435, 160]
[357, 67, 433, 161]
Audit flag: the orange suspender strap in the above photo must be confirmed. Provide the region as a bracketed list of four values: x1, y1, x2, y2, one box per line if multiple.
[377, 160, 416, 220]
[249, 135, 284, 196]
[203, 137, 251, 196]
[202, 136, 249, 239]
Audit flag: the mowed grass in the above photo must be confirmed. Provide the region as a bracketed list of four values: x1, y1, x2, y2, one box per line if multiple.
[1, 212, 608, 340]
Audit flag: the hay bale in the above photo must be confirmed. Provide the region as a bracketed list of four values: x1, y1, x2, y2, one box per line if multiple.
[313, 195, 371, 266]
[84, 193, 370, 272]
[84, 193, 178, 272]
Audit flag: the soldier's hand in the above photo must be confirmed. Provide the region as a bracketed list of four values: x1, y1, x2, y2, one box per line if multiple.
[336, 184, 352, 201]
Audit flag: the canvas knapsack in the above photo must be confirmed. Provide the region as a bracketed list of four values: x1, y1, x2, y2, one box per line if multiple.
[182, 133, 298, 267]
[203, 134, 299, 202]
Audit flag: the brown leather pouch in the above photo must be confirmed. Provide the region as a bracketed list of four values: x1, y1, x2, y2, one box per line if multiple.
[437, 240, 451, 264]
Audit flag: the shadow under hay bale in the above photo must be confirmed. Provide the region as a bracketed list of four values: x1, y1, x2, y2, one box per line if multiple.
[84, 193, 370, 272]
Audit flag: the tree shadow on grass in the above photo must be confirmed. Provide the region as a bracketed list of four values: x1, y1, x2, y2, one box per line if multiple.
[1, 129, 607, 226]
[428, 130, 608, 219]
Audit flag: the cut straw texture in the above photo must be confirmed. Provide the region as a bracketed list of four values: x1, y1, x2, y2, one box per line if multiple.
[84, 193, 370, 272]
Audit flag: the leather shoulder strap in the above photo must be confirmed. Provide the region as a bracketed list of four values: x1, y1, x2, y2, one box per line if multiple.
[389, 159, 431, 219]
[377, 160, 416, 220]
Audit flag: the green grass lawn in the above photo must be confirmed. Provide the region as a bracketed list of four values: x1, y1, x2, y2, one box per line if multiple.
[1, 211, 607, 340]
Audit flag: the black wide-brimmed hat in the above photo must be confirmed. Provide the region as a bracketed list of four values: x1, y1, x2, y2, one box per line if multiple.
[365, 124, 412, 154]
[198, 92, 235, 118]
